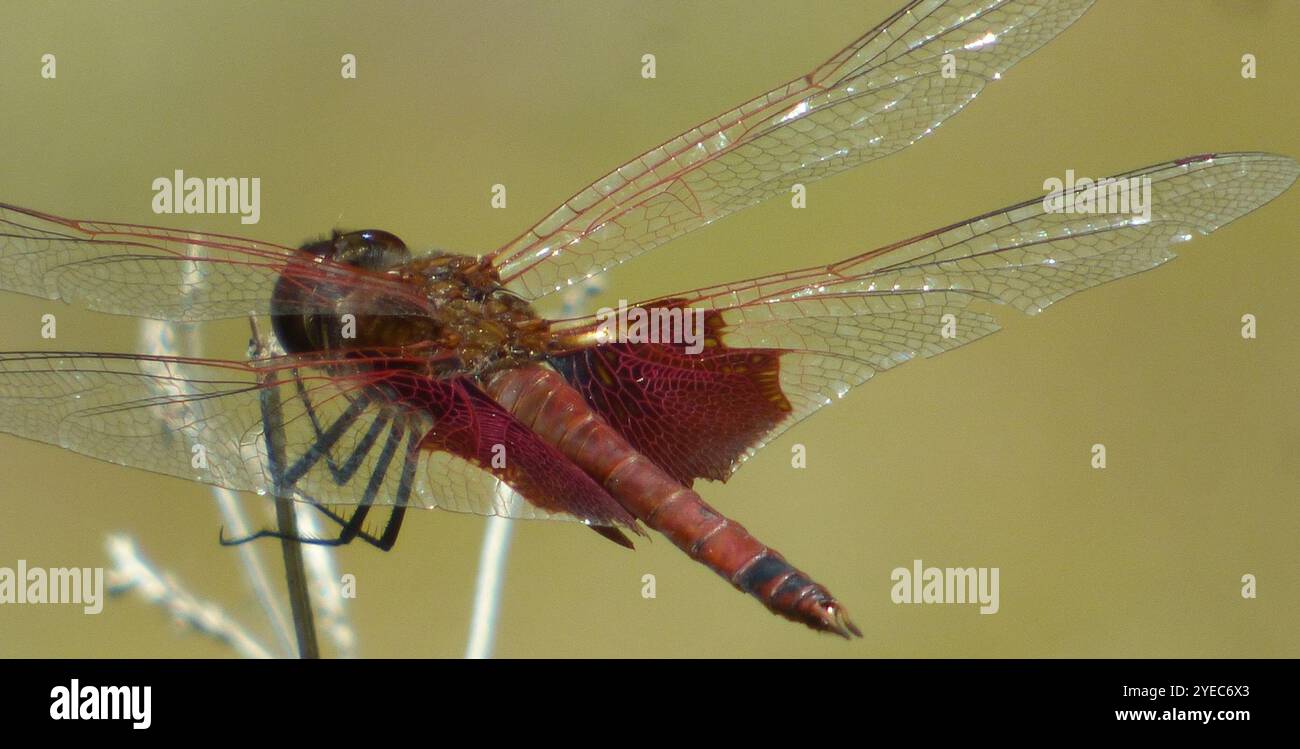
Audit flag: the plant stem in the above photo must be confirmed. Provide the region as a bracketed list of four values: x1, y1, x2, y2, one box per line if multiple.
[274, 492, 319, 659]
[465, 511, 515, 658]
[252, 318, 320, 659]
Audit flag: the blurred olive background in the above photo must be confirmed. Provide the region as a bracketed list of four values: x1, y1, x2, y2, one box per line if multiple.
[0, 0, 1296, 659]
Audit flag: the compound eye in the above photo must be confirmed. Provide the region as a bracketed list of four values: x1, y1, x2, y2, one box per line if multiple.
[356, 230, 407, 252]
[328, 229, 411, 269]
[296, 237, 336, 258]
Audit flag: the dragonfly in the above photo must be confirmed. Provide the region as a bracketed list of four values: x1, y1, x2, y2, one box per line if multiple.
[0, 0, 1295, 638]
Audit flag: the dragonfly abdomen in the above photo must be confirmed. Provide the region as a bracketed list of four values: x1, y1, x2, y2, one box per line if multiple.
[487, 365, 860, 638]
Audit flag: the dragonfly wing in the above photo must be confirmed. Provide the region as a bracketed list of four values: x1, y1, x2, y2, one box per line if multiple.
[0, 202, 432, 321]
[409, 373, 638, 528]
[551, 153, 1298, 482]
[490, 0, 1095, 298]
[0, 351, 635, 528]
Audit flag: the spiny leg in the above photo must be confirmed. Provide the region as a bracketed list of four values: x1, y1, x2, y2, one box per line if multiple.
[299, 417, 411, 549]
[370, 426, 422, 551]
[281, 385, 376, 487]
[291, 378, 397, 485]
[255, 424, 419, 550]
[224, 415, 407, 548]
[223, 380, 413, 548]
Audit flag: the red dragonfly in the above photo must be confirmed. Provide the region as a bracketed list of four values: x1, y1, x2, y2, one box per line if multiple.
[0, 0, 1295, 638]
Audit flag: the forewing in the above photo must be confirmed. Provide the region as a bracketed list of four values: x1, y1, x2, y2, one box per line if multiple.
[0, 202, 432, 321]
[552, 153, 1299, 481]
[0, 351, 634, 528]
[490, 0, 1095, 298]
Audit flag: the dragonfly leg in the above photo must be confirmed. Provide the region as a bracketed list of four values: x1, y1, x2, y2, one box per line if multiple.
[219, 522, 351, 547]
[221, 415, 419, 551]
[311, 425, 419, 550]
[283, 382, 386, 486]
[217, 502, 399, 549]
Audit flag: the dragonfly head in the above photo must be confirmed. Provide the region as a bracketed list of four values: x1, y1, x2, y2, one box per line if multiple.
[302, 228, 412, 270]
[272, 229, 416, 354]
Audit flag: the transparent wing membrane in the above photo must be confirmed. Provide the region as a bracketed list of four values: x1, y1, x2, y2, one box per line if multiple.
[0, 351, 611, 526]
[556, 153, 1298, 475]
[490, 0, 1095, 298]
[0, 203, 433, 321]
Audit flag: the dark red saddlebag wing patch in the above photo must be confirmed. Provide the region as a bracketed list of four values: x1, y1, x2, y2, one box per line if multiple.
[382, 371, 639, 529]
[550, 329, 791, 487]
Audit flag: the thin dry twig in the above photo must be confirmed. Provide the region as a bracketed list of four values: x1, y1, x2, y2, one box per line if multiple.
[105, 534, 274, 659]
[210, 486, 296, 657]
[463, 280, 603, 658]
[121, 304, 348, 658]
[464, 513, 516, 658]
[295, 504, 358, 657]
[133, 318, 300, 657]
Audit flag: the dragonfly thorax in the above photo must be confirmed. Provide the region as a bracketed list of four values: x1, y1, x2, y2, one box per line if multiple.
[271, 231, 550, 377]
[403, 251, 552, 376]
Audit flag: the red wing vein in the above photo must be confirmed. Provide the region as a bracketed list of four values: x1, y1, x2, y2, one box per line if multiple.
[0, 202, 432, 321]
[491, 0, 1096, 299]
[552, 153, 1297, 478]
